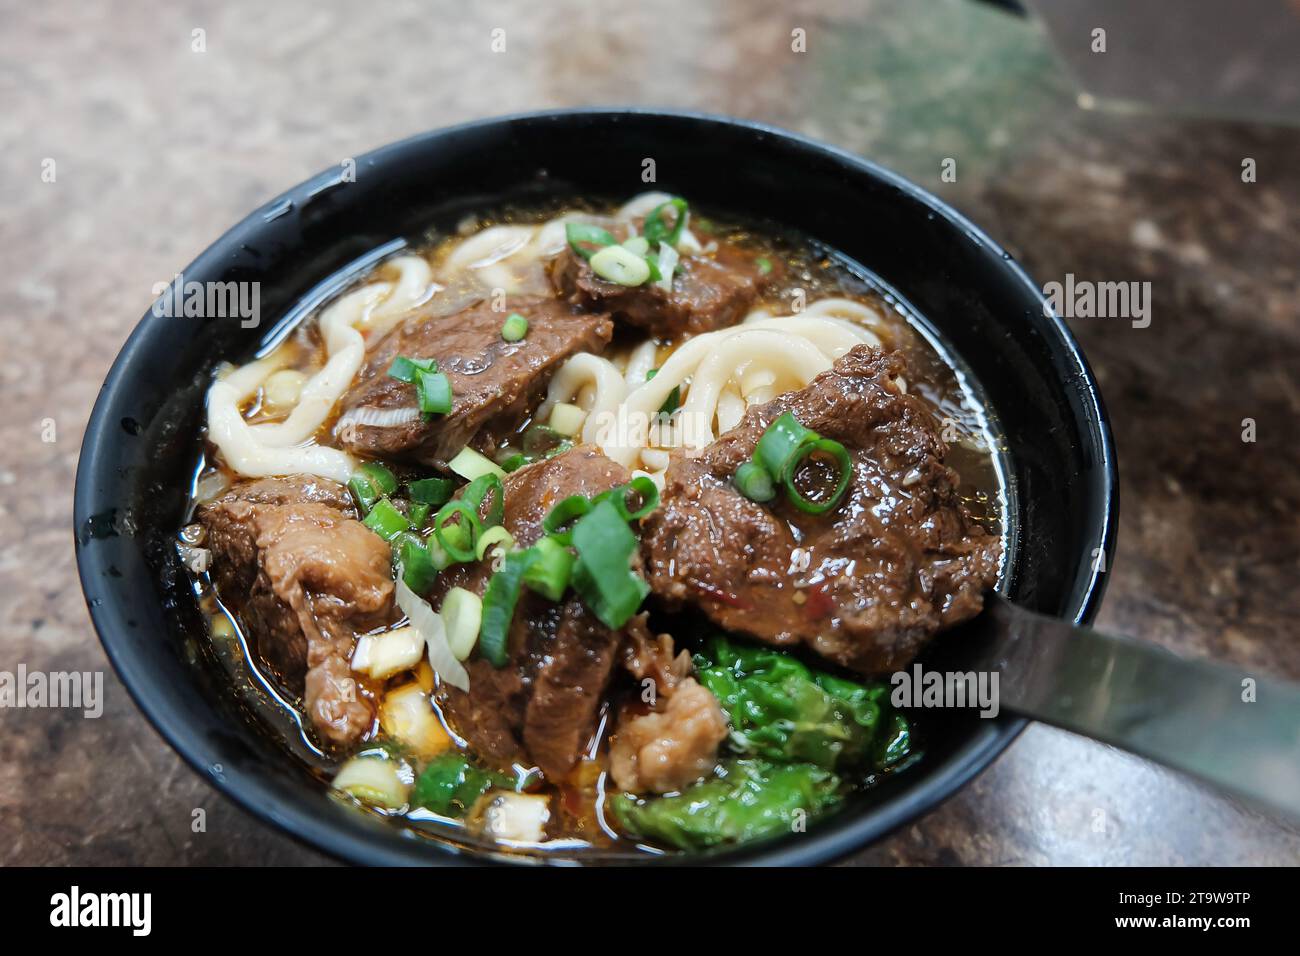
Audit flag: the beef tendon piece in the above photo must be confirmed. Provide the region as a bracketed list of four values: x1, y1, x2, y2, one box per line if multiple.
[199, 475, 394, 746]
[549, 239, 779, 338]
[434, 446, 638, 781]
[335, 298, 612, 467]
[641, 345, 1003, 676]
[609, 677, 729, 795]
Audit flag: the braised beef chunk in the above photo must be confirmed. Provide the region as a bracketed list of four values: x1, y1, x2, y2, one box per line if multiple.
[335, 299, 612, 467]
[549, 240, 778, 338]
[641, 345, 1002, 676]
[434, 446, 636, 780]
[199, 475, 394, 745]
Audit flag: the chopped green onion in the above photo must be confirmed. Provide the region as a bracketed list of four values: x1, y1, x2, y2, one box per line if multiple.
[387, 356, 437, 384]
[479, 549, 539, 667]
[359, 461, 398, 497]
[462, 473, 505, 529]
[501, 312, 529, 342]
[654, 243, 680, 291]
[398, 536, 438, 593]
[658, 385, 681, 417]
[590, 245, 652, 286]
[547, 402, 587, 438]
[475, 525, 515, 561]
[425, 534, 455, 571]
[643, 198, 688, 248]
[449, 446, 505, 481]
[362, 498, 412, 541]
[409, 476, 455, 506]
[570, 500, 649, 629]
[755, 411, 817, 480]
[433, 500, 480, 563]
[347, 474, 379, 513]
[408, 501, 431, 529]
[783, 437, 852, 514]
[605, 476, 660, 522]
[644, 252, 663, 283]
[499, 453, 527, 473]
[521, 535, 575, 601]
[622, 236, 649, 256]
[733, 459, 776, 503]
[756, 257, 773, 275]
[441, 587, 483, 660]
[566, 222, 617, 260]
[646, 368, 658, 381]
[542, 494, 594, 545]
[415, 369, 453, 416]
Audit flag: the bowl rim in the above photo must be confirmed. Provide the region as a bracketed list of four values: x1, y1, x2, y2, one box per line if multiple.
[74, 106, 1118, 867]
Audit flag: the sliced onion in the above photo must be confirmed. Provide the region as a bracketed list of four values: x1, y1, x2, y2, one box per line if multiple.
[177, 543, 211, 574]
[395, 576, 469, 692]
[193, 470, 231, 504]
[655, 242, 679, 292]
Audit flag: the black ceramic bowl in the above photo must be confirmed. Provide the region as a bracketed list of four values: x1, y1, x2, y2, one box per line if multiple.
[74, 109, 1117, 866]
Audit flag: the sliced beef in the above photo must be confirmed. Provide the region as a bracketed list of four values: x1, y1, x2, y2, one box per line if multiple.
[199, 475, 394, 746]
[640, 345, 1003, 676]
[433, 446, 636, 780]
[549, 239, 778, 338]
[335, 298, 612, 467]
[609, 677, 728, 794]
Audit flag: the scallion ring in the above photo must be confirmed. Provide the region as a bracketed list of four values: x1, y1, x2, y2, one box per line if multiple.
[415, 369, 453, 416]
[733, 460, 776, 503]
[462, 473, 504, 529]
[782, 437, 852, 514]
[501, 312, 529, 342]
[479, 549, 539, 667]
[565, 222, 617, 260]
[608, 476, 660, 522]
[589, 245, 651, 286]
[387, 356, 436, 384]
[542, 494, 594, 545]
[643, 198, 688, 248]
[754, 411, 817, 479]
[433, 500, 481, 563]
[520, 535, 575, 602]
[408, 476, 454, 506]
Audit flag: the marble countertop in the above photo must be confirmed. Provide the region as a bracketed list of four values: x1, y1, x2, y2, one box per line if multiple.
[2, 0, 1297, 865]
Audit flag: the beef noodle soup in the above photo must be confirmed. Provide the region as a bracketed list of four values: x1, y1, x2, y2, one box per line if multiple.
[179, 194, 1007, 857]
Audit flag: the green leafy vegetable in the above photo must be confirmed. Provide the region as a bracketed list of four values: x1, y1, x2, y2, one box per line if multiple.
[609, 758, 841, 851]
[694, 634, 906, 771]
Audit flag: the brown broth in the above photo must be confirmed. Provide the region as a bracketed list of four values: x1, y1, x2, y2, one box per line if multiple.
[180, 198, 1010, 858]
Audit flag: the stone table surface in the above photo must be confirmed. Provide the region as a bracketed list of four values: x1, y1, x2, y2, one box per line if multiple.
[1, 0, 1297, 865]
